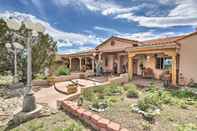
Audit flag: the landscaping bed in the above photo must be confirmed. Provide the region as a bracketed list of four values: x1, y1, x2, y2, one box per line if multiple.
[75, 83, 197, 131]
[0, 111, 92, 131]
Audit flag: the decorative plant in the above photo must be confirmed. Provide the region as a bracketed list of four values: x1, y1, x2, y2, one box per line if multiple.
[127, 87, 139, 98]
[176, 123, 197, 131]
[63, 123, 83, 131]
[57, 66, 70, 76]
[82, 89, 96, 102]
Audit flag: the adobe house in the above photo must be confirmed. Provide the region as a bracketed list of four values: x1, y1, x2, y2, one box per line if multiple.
[56, 36, 138, 74]
[56, 32, 197, 86]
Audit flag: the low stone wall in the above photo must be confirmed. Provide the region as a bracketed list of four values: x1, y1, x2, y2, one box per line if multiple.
[59, 100, 129, 131]
[54, 73, 80, 82]
[32, 80, 49, 86]
[109, 73, 129, 85]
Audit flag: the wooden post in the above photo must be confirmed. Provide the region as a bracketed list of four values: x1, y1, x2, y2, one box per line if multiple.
[92, 57, 95, 72]
[117, 54, 120, 74]
[79, 57, 82, 72]
[171, 55, 177, 86]
[69, 57, 72, 70]
[128, 53, 135, 80]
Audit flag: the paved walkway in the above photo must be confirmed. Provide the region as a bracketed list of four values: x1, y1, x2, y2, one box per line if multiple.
[34, 86, 69, 109]
[34, 79, 108, 109]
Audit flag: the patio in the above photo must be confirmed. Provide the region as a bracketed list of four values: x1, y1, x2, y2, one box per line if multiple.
[132, 76, 163, 88]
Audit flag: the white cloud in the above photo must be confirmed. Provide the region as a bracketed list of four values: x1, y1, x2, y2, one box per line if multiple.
[129, 32, 176, 41]
[94, 26, 121, 35]
[115, 0, 197, 28]
[53, 0, 139, 16]
[0, 11, 103, 53]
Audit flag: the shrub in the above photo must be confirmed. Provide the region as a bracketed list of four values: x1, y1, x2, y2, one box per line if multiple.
[176, 123, 197, 131]
[124, 83, 137, 91]
[0, 75, 13, 85]
[127, 87, 139, 98]
[171, 89, 196, 99]
[91, 99, 108, 110]
[28, 121, 44, 131]
[93, 86, 106, 94]
[82, 89, 96, 102]
[63, 123, 83, 131]
[57, 66, 70, 76]
[138, 92, 162, 111]
[34, 73, 47, 80]
[107, 96, 120, 104]
[104, 83, 123, 96]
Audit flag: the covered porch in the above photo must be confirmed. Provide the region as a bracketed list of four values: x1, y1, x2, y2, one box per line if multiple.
[95, 49, 128, 75]
[67, 56, 95, 72]
[128, 44, 179, 86]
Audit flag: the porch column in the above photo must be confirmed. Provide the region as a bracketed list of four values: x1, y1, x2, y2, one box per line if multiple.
[92, 57, 95, 72]
[79, 57, 82, 72]
[117, 54, 121, 74]
[172, 55, 177, 86]
[69, 57, 72, 70]
[98, 52, 102, 62]
[128, 53, 135, 80]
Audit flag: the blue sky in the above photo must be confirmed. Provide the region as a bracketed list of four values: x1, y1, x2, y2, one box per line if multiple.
[0, 0, 197, 54]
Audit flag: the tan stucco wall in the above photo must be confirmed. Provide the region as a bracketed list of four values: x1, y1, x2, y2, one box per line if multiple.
[179, 34, 197, 83]
[103, 55, 114, 71]
[135, 55, 164, 79]
[144, 55, 163, 79]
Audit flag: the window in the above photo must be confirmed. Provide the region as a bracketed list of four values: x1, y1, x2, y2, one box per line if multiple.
[156, 57, 172, 70]
[156, 57, 164, 69]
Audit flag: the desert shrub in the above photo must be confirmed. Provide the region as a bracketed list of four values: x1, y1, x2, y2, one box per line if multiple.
[91, 99, 108, 110]
[138, 92, 162, 111]
[171, 89, 196, 99]
[34, 73, 47, 80]
[147, 82, 158, 92]
[176, 123, 197, 131]
[142, 122, 152, 131]
[104, 83, 123, 96]
[127, 87, 139, 98]
[0, 75, 13, 85]
[93, 85, 106, 94]
[82, 89, 96, 102]
[57, 66, 70, 76]
[124, 83, 137, 91]
[107, 96, 120, 104]
[28, 121, 44, 131]
[63, 123, 83, 131]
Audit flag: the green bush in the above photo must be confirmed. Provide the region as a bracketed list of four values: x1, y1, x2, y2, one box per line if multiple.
[127, 87, 139, 98]
[0, 75, 13, 85]
[82, 89, 96, 102]
[92, 99, 108, 110]
[176, 123, 197, 131]
[124, 83, 137, 91]
[28, 121, 44, 131]
[63, 123, 83, 131]
[34, 73, 47, 80]
[107, 96, 120, 104]
[171, 89, 196, 99]
[93, 86, 106, 94]
[138, 92, 162, 111]
[104, 83, 123, 96]
[57, 66, 70, 76]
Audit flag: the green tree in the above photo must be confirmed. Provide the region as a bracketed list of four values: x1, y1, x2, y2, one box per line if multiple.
[0, 19, 57, 81]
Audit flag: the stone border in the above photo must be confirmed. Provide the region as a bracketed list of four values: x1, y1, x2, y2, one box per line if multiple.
[59, 100, 129, 131]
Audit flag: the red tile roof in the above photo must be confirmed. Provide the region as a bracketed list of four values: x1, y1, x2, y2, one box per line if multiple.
[141, 36, 185, 46]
